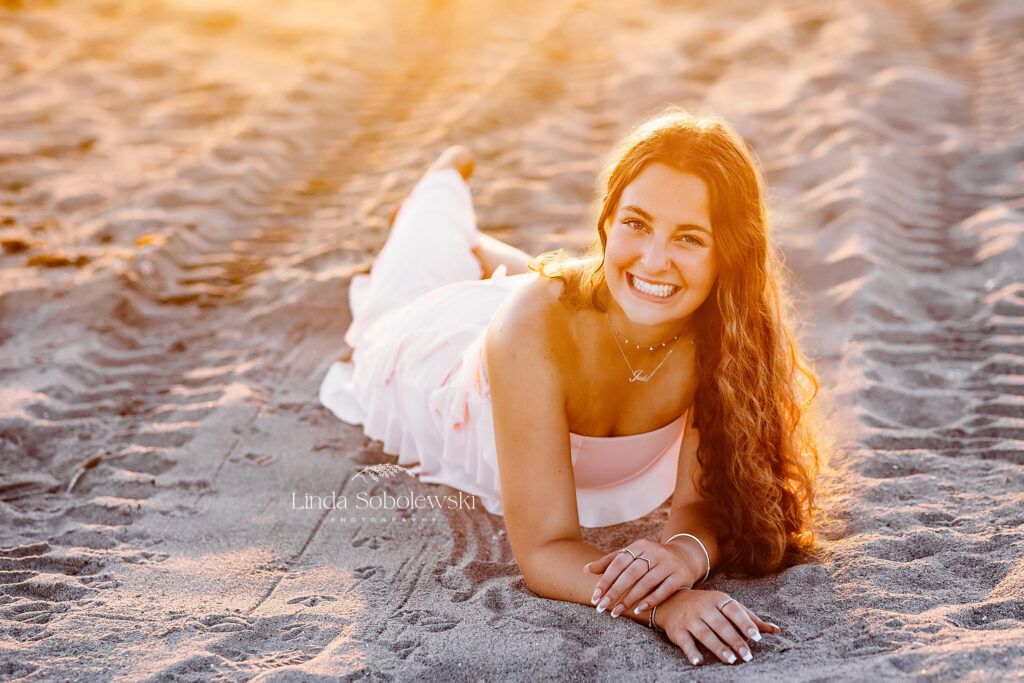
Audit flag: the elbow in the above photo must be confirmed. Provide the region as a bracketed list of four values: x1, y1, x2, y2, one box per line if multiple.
[521, 572, 543, 597]
[516, 544, 570, 600]
[514, 546, 553, 598]
[517, 554, 544, 597]
[521, 571, 555, 600]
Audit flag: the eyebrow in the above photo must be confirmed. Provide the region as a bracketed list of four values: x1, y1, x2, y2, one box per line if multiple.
[620, 205, 712, 235]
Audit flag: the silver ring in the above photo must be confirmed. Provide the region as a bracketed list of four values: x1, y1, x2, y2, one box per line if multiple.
[718, 597, 736, 611]
[636, 554, 652, 571]
[618, 548, 638, 560]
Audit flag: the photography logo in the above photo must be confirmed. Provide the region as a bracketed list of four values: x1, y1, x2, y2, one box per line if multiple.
[352, 463, 417, 483]
[291, 462, 476, 523]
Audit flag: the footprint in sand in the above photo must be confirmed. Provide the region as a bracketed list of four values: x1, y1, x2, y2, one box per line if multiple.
[285, 594, 338, 608]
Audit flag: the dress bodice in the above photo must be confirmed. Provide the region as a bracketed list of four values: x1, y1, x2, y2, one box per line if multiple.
[569, 410, 688, 489]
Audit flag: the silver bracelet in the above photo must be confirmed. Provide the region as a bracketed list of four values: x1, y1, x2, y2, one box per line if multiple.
[664, 532, 711, 585]
[648, 604, 664, 633]
[648, 587, 690, 633]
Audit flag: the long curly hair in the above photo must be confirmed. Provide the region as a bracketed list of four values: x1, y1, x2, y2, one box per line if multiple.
[531, 106, 823, 576]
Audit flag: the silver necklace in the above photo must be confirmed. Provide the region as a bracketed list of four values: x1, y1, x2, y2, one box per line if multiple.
[607, 315, 683, 350]
[605, 313, 693, 383]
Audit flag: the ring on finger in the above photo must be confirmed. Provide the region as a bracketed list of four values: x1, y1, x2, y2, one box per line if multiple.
[636, 554, 652, 571]
[717, 597, 736, 611]
[619, 548, 638, 560]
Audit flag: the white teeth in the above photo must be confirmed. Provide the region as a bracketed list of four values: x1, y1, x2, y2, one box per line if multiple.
[629, 274, 677, 298]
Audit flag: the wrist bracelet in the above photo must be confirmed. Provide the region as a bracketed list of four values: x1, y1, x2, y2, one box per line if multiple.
[648, 604, 664, 633]
[664, 532, 711, 585]
[648, 588, 689, 634]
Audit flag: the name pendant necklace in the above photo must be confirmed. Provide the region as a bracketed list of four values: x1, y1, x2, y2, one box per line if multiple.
[605, 313, 693, 383]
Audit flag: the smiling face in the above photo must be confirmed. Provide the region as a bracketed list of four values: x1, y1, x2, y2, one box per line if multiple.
[603, 162, 718, 341]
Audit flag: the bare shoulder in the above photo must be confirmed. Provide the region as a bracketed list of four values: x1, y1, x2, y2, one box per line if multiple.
[485, 274, 573, 362]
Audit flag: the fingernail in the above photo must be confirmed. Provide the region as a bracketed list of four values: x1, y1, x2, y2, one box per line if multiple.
[748, 628, 761, 642]
[583, 563, 591, 573]
[610, 604, 623, 618]
[596, 596, 610, 613]
[740, 648, 752, 662]
[768, 622, 781, 632]
[725, 651, 737, 664]
[692, 655, 703, 666]
[591, 589, 601, 605]
[633, 602, 648, 615]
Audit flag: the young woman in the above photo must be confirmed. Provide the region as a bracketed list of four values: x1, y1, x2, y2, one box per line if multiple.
[320, 107, 823, 667]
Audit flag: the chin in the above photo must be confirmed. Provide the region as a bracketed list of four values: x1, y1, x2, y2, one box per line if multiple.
[622, 302, 689, 326]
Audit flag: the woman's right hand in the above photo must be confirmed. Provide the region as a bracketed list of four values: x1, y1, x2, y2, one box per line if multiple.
[655, 589, 780, 666]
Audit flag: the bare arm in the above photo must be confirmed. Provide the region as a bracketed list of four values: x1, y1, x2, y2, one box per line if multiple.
[484, 280, 654, 627]
[660, 408, 720, 584]
[660, 503, 720, 585]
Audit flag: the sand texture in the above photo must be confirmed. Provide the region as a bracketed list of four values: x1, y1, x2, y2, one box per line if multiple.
[1, 0, 1022, 680]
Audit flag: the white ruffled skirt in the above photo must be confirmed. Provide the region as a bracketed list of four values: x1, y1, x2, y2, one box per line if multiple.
[318, 168, 529, 515]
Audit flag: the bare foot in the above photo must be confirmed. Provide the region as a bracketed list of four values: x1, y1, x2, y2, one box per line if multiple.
[426, 145, 474, 180]
[390, 146, 475, 227]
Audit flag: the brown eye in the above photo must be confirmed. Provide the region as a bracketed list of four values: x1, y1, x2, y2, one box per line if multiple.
[676, 234, 703, 247]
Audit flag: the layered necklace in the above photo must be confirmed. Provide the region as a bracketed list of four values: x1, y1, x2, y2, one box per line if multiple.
[605, 313, 693, 383]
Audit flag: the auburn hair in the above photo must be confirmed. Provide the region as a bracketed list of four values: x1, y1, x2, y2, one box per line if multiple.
[530, 106, 823, 576]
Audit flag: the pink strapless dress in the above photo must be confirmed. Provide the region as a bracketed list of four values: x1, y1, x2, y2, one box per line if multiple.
[318, 168, 688, 528]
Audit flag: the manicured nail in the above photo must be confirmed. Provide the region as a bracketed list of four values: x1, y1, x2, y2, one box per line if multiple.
[633, 602, 648, 615]
[768, 622, 781, 632]
[583, 563, 591, 573]
[740, 647, 752, 662]
[596, 596, 610, 613]
[610, 604, 623, 618]
[748, 628, 761, 642]
[725, 651, 737, 664]
[692, 655, 702, 666]
[591, 589, 601, 605]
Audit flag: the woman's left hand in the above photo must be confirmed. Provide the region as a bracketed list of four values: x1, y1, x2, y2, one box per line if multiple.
[584, 538, 701, 619]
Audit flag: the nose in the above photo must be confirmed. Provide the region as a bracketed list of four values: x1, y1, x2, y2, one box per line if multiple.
[640, 237, 670, 272]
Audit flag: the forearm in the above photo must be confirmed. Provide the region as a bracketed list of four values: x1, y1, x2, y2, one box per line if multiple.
[660, 501, 720, 585]
[522, 538, 656, 628]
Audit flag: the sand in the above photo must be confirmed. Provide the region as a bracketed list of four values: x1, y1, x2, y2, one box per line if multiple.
[1, 0, 1022, 680]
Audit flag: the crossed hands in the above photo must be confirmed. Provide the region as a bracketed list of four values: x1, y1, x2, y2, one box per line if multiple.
[584, 539, 779, 666]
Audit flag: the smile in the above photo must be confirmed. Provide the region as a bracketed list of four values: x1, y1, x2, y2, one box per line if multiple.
[627, 272, 680, 299]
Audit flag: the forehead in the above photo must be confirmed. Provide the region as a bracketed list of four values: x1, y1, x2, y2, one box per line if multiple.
[617, 163, 711, 228]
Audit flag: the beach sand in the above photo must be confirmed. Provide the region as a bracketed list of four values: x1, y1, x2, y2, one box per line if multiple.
[1, 0, 1022, 679]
